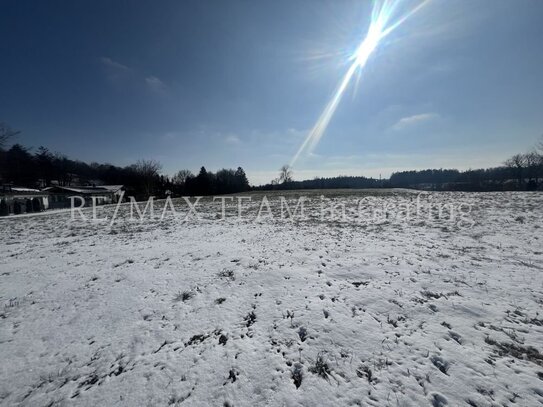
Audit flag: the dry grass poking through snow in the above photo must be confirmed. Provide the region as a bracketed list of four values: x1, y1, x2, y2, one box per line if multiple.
[0, 190, 542, 406]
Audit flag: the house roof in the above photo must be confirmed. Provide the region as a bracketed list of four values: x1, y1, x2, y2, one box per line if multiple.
[11, 187, 41, 193]
[99, 185, 123, 192]
[43, 185, 123, 194]
[0, 185, 49, 196]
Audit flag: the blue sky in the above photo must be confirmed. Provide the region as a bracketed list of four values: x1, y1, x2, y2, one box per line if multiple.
[1, 0, 542, 184]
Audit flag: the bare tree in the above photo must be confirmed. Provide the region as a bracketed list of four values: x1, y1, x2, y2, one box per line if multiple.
[524, 151, 539, 178]
[172, 169, 193, 186]
[278, 165, 293, 184]
[131, 159, 162, 197]
[504, 154, 527, 188]
[132, 159, 162, 176]
[0, 122, 20, 151]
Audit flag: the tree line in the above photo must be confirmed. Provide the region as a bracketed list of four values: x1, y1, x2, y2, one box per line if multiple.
[257, 138, 543, 192]
[256, 174, 381, 191]
[1, 122, 542, 194]
[0, 123, 250, 198]
[389, 144, 543, 191]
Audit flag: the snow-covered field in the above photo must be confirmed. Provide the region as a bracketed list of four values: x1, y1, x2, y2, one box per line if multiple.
[1, 190, 542, 406]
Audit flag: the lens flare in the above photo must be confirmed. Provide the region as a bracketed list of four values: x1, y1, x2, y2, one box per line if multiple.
[290, 0, 429, 167]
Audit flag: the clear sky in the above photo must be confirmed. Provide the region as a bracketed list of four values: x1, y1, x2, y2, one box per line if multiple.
[1, 0, 542, 185]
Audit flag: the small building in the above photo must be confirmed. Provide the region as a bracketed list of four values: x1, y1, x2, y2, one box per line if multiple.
[99, 185, 125, 202]
[0, 185, 50, 216]
[43, 185, 124, 209]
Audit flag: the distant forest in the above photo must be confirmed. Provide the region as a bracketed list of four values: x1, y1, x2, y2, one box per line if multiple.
[257, 141, 543, 192]
[1, 123, 542, 195]
[0, 124, 250, 198]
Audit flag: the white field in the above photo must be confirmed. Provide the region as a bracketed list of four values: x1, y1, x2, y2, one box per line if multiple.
[1, 190, 542, 406]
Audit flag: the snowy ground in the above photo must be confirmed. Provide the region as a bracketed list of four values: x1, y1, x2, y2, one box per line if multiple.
[1, 190, 542, 406]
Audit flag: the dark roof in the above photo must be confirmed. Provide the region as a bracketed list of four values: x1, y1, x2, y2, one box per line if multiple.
[43, 185, 123, 194]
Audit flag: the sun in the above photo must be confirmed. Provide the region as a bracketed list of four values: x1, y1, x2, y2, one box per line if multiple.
[290, 0, 431, 167]
[353, 25, 382, 69]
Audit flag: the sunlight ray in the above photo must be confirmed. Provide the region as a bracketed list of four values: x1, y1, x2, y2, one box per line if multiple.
[291, 0, 431, 167]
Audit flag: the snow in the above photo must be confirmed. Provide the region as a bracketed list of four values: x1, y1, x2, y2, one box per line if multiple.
[10, 187, 41, 193]
[42, 186, 119, 194]
[1, 190, 542, 406]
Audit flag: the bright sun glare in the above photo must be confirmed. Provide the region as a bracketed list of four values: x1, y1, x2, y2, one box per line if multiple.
[353, 24, 382, 68]
[290, 0, 430, 167]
